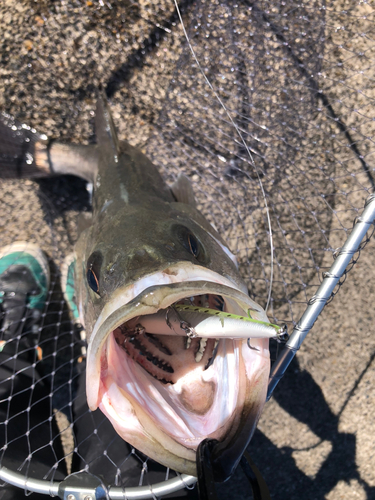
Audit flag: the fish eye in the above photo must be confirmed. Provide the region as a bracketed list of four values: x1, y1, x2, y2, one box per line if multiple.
[87, 267, 99, 294]
[175, 225, 202, 260]
[187, 232, 199, 258]
[86, 251, 103, 295]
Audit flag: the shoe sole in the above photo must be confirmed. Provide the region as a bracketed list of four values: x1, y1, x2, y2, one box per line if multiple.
[61, 252, 87, 352]
[60, 252, 80, 320]
[60, 251, 75, 295]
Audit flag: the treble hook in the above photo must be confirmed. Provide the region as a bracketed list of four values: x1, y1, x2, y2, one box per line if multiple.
[165, 306, 197, 338]
[247, 338, 260, 351]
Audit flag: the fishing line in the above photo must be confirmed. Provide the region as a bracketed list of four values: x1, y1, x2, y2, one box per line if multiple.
[173, 0, 274, 313]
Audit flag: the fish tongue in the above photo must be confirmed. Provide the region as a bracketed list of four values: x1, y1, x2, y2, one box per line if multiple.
[142, 334, 219, 419]
[171, 364, 216, 415]
[113, 324, 218, 412]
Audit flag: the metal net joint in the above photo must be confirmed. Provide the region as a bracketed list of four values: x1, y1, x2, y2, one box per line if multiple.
[57, 472, 108, 500]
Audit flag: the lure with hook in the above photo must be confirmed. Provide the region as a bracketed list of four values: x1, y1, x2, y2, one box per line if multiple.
[136, 305, 288, 341]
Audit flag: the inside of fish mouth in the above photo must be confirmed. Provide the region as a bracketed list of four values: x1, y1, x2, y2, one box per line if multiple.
[112, 294, 225, 385]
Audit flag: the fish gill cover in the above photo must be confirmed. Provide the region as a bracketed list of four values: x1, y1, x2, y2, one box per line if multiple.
[0, 0, 375, 499]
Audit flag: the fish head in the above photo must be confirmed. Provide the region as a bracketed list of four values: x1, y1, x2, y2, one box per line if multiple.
[75, 95, 271, 479]
[75, 195, 246, 327]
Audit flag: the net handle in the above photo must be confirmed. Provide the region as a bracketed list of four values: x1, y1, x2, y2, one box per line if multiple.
[267, 192, 375, 400]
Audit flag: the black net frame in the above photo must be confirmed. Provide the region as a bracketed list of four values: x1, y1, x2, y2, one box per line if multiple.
[0, 0, 375, 499]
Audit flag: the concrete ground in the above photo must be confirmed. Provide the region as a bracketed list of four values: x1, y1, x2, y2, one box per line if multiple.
[0, 0, 374, 499]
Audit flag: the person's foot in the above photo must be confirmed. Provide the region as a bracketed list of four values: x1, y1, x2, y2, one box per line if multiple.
[0, 241, 50, 358]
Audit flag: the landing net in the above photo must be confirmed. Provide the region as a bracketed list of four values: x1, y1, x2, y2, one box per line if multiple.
[0, 1, 374, 499]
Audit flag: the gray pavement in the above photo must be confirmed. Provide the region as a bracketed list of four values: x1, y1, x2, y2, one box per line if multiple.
[0, 0, 375, 499]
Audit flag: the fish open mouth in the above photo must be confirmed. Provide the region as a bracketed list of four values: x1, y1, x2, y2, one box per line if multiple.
[112, 294, 225, 387]
[86, 268, 270, 473]
[98, 291, 251, 445]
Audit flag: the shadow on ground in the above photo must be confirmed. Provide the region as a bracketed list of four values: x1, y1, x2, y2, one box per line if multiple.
[218, 356, 375, 500]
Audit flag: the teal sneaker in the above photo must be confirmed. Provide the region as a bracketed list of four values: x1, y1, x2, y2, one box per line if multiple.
[0, 241, 50, 358]
[0, 242, 50, 311]
[61, 252, 80, 323]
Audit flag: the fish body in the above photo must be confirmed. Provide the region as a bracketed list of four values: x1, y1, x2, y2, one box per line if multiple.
[0, 98, 271, 479]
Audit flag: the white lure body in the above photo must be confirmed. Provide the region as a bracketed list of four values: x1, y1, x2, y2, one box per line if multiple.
[137, 305, 284, 340]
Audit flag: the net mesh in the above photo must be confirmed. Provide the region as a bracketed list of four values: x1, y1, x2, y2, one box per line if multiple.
[0, 0, 374, 498]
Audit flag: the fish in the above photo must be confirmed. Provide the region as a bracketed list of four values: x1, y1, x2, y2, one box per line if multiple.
[0, 96, 273, 479]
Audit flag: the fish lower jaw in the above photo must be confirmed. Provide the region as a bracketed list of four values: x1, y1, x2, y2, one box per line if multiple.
[86, 277, 271, 473]
[100, 327, 243, 445]
[97, 329, 269, 475]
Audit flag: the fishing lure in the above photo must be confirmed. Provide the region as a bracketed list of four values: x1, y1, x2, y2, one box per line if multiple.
[138, 305, 288, 341]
